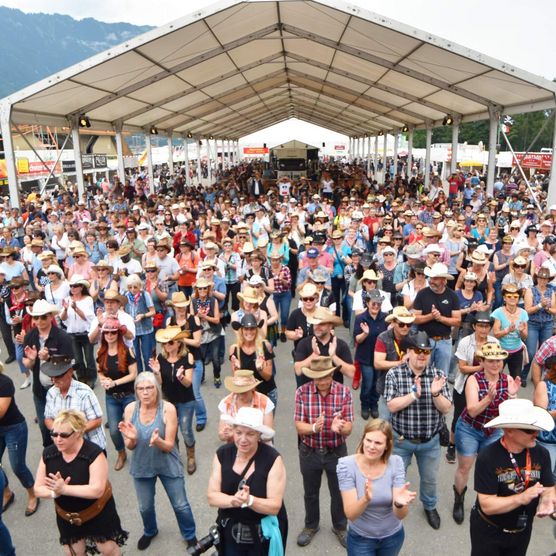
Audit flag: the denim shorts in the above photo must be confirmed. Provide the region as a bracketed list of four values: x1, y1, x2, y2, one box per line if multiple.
[455, 418, 501, 457]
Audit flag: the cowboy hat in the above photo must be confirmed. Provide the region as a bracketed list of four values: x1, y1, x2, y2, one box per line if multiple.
[104, 290, 128, 305]
[306, 306, 343, 326]
[473, 311, 492, 325]
[155, 326, 188, 344]
[199, 260, 218, 271]
[363, 289, 384, 305]
[37, 250, 55, 261]
[358, 269, 379, 283]
[424, 262, 453, 280]
[423, 244, 441, 255]
[297, 282, 318, 299]
[237, 286, 264, 305]
[536, 267, 554, 280]
[221, 407, 275, 439]
[242, 242, 255, 254]
[476, 342, 508, 360]
[301, 356, 340, 379]
[27, 299, 59, 317]
[385, 306, 416, 324]
[231, 313, 264, 331]
[224, 370, 262, 393]
[484, 399, 554, 432]
[470, 252, 487, 265]
[247, 274, 265, 287]
[463, 271, 479, 282]
[167, 291, 190, 308]
[7, 277, 29, 288]
[92, 260, 114, 272]
[501, 283, 523, 297]
[193, 277, 212, 289]
[41, 355, 74, 378]
[101, 317, 121, 332]
[403, 331, 432, 351]
[69, 275, 90, 289]
[118, 244, 132, 257]
[45, 264, 64, 276]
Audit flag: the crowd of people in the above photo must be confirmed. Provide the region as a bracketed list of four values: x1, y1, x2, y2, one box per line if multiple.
[0, 160, 555, 556]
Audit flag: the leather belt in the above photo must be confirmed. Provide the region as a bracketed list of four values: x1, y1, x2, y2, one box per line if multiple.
[55, 481, 112, 526]
[430, 335, 450, 341]
[475, 507, 526, 534]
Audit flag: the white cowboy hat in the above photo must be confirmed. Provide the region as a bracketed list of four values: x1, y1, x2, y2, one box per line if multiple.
[221, 407, 275, 439]
[27, 299, 59, 317]
[424, 262, 453, 280]
[385, 306, 416, 324]
[484, 399, 554, 432]
[69, 274, 90, 289]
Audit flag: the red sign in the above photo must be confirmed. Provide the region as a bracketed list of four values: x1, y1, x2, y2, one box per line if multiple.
[335, 145, 345, 150]
[243, 147, 268, 155]
[513, 152, 552, 171]
[18, 160, 61, 176]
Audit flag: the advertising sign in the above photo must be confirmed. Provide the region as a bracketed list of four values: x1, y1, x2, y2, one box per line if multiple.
[243, 147, 268, 155]
[513, 152, 552, 171]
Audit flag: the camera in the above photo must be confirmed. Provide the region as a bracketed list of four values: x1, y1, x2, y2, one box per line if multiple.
[187, 525, 220, 555]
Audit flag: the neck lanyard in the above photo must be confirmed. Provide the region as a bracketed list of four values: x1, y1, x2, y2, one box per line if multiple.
[393, 338, 403, 360]
[501, 437, 531, 492]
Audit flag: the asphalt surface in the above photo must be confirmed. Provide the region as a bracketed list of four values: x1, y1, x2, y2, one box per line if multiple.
[1, 325, 555, 556]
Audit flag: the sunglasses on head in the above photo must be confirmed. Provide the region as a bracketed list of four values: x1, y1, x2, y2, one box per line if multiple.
[50, 431, 74, 439]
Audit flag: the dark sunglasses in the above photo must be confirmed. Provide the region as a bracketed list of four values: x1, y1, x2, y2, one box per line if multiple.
[513, 264, 526, 269]
[301, 296, 316, 302]
[197, 286, 209, 290]
[146, 269, 157, 273]
[32, 315, 50, 321]
[396, 322, 411, 328]
[412, 348, 432, 355]
[50, 431, 74, 439]
[516, 428, 537, 435]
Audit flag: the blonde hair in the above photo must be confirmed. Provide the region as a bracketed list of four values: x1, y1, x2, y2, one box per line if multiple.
[52, 409, 87, 434]
[235, 325, 265, 355]
[356, 419, 393, 463]
[162, 338, 188, 359]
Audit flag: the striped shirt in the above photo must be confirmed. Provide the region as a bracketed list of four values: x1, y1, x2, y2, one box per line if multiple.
[384, 363, 452, 440]
[294, 380, 353, 450]
[44, 380, 106, 450]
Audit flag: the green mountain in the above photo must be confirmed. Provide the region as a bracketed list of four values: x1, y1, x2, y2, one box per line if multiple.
[0, 6, 152, 98]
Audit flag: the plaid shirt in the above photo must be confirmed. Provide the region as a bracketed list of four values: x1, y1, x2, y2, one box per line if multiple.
[45, 379, 106, 450]
[384, 362, 452, 440]
[270, 265, 292, 294]
[535, 335, 556, 366]
[294, 380, 353, 450]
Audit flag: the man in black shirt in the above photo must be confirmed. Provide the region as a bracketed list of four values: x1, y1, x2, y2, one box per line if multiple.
[294, 307, 354, 388]
[413, 263, 461, 381]
[471, 399, 556, 556]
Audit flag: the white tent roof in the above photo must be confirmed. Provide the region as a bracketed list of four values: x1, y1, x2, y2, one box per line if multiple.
[270, 139, 319, 150]
[3, 0, 556, 139]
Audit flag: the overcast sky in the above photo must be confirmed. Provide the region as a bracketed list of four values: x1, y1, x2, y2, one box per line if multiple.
[2, 0, 555, 146]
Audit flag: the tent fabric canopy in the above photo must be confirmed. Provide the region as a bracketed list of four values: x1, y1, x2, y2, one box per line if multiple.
[3, 0, 556, 139]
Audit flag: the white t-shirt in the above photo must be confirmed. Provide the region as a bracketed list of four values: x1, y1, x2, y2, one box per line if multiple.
[89, 309, 136, 348]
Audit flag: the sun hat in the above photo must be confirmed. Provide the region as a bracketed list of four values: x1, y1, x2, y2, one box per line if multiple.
[257, 237, 269, 249]
[45, 264, 64, 276]
[404, 244, 422, 259]
[484, 399, 554, 432]
[155, 326, 187, 344]
[476, 342, 508, 360]
[297, 282, 318, 299]
[69, 275, 90, 289]
[463, 271, 478, 282]
[101, 318, 121, 332]
[424, 262, 453, 280]
[422, 227, 440, 237]
[301, 355, 340, 379]
[27, 299, 59, 317]
[331, 230, 343, 239]
[358, 269, 379, 283]
[385, 306, 416, 324]
[224, 370, 262, 394]
[237, 286, 263, 305]
[204, 241, 218, 251]
[41, 355, 74, 378]
[30, 238, 45, 248]
[221, 407, 275, 439]
[104, 290, 129, 305]
[306, 306, 343, 326]
[168, 291, 190, 308]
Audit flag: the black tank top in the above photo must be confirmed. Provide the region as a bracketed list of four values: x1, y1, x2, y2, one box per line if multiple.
[236, 343, 276, 395]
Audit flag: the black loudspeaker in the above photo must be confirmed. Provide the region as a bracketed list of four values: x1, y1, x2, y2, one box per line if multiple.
[322, 142, 325, 147]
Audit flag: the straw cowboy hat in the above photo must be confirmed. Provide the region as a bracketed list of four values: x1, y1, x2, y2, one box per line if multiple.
[167, 291, 190, 308]
[301, 356, 340, 379]
[385, 306, 416, 324]
[92, 260, 114, 273]
[155, 325, 188, 344]
[470, 251, 487, 265]
[26, 299, 59, 317]
[221, 407, 275, 439]
[424, 262, 453, 280]
[476, 342, 508, 360]
[306, 306, 343, 326]
[7, 277, 29, 288]
[297, 282, 318, 298]
[224, 370, 262, 394]
[193, 277, 212, 290]
[69, 274, 90, 289]
[104, 289, 128, 305]
[237, 286, 264, 305]
[358, 269, 380, 283]
[484, 399, 554, 432]
[118, 244, 133, 257]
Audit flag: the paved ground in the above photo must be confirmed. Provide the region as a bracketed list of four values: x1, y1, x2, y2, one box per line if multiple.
[2, 326, 555, 555]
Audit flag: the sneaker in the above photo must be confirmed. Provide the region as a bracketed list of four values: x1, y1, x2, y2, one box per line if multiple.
[20, 376, 32, 390]
[214, 378, 222, 389]
[446, 444, 456, 464]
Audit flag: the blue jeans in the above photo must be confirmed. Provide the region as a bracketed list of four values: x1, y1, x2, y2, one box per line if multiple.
[493, 281, 503, 310]
[523, 320, 553, 380]
[266, 388, 278, 410]
[192, 360, 207, 425]
[538, 441, 556, 482]
[0, 469, 15, 556]
[455, 418, 501, 457]
[430, 338, 452, 377]
[133, 474, 196, 541]
[0, 421, 35, 489]
[393, 433, 440, 510]
[360, 364, 379, 412]
[345, 292, 353, 326]
[105, 393, 135, 452]
[133, 332, 155, 374]
[273, 291, 292, 327]
[15, 342, 27, 374]
[347, 526, 405, 556]
[378, 396, 391, 422]
[176, 401, 196, 448]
